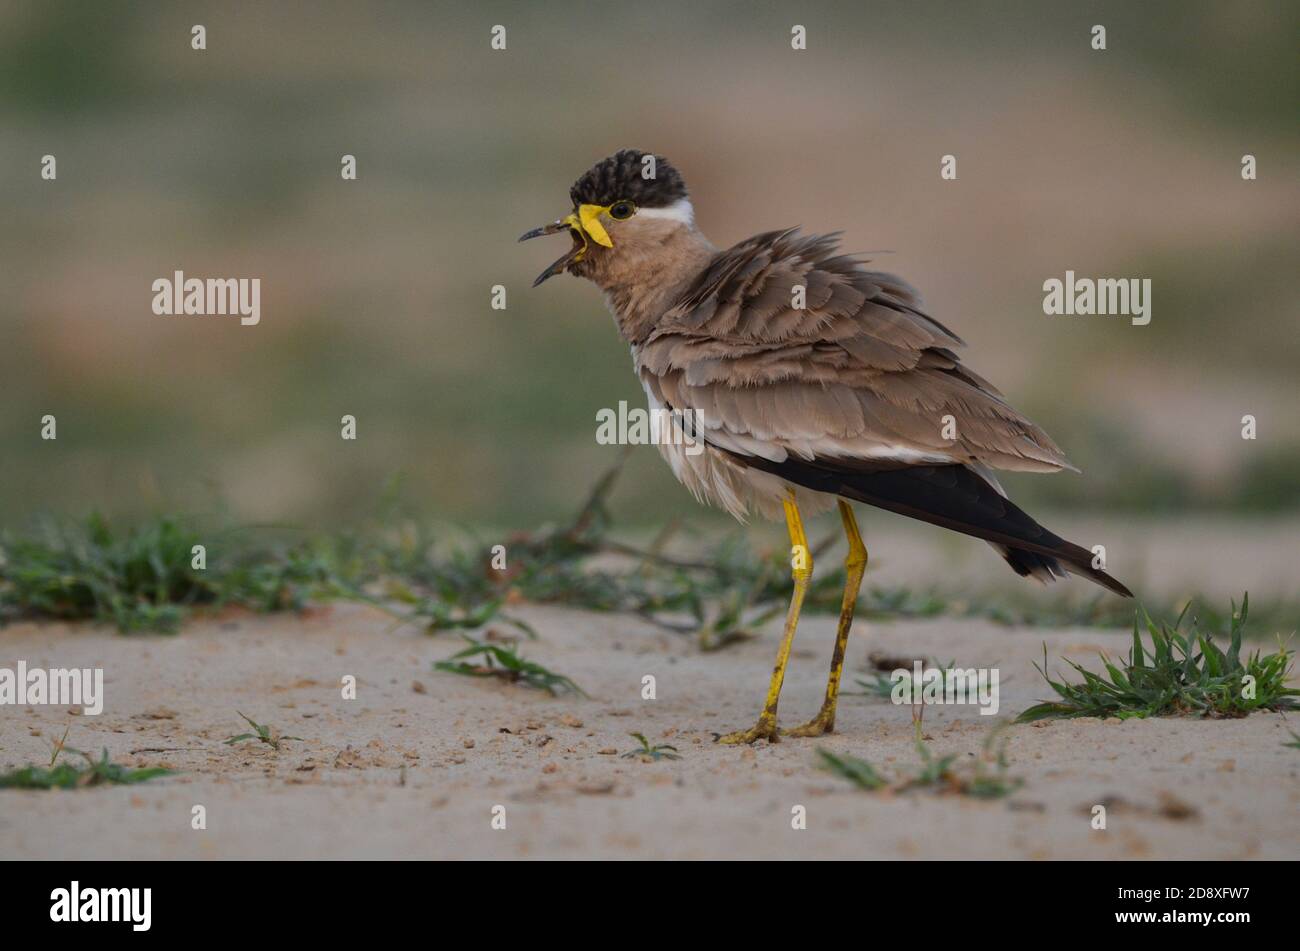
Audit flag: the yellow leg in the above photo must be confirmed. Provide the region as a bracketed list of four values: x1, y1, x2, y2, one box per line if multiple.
[783, 500, 867, 738]
[716, 491, 812, 744]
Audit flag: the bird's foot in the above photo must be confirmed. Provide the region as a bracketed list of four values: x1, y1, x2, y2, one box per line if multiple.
[781, 710, 834, 738]
[715, 715, 780, 745]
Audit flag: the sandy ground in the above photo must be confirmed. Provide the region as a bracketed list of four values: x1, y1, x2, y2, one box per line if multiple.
[2, 597, 1297, 861]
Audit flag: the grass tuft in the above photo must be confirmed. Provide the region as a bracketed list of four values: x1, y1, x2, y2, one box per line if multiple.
[621, 732, 681, 761]
[0, 514, 204, 633]
[1017, 594, 1298, 722]
[223, 712, 303, 751]
[816, 748, 889, 790]
[434, 635, 586, 696]
[0, 514, 361, 633]
[0, 746, 174, 790]
[818, 726, 1021, 799]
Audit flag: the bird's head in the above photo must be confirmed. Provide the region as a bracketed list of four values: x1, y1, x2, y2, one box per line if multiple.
[520, 149, 695, 288]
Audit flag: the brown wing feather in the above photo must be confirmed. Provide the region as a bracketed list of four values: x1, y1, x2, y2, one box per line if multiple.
[638, 228, 1070, 473]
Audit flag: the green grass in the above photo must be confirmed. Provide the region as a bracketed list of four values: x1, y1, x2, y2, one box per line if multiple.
[4, 461, 1299, 648]
[0, 746, 174, 790]
[817, 749, 890, 790]
[818, 727, 1021, 799]
[621, 732, 681, 761]
[223, 712, 303, 751]
[1017, 595, 1298, 722]
[0, 514, 204, 633]
[0, 460, 851, 643]
[434, 636, 585, 697]
[0, 513, 362, 633]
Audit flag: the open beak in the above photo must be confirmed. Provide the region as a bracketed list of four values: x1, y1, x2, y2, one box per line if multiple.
[519, 212, 588, 287]
[519, 205, 614, 287]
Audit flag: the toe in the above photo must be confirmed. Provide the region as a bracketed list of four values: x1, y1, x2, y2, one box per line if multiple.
[782, 717, 833, 738]
[715, 720, 779, 744]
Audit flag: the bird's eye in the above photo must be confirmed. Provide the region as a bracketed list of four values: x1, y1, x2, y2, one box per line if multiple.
[608, 201, 636, 220]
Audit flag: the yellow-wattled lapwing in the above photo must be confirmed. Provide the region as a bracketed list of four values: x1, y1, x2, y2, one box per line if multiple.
[522, 149, 1132, 744]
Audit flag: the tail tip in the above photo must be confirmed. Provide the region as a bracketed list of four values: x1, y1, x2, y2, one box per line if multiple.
[1001, 546, 1133, 598]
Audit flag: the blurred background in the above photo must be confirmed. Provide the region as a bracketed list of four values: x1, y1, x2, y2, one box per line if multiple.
[0, 0, 1296, 595]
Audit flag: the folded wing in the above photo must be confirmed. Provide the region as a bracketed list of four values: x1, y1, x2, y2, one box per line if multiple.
[635, 229, 1131, 596]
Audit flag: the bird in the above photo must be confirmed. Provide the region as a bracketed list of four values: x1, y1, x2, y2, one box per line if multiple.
[521, 149, 1133, 744]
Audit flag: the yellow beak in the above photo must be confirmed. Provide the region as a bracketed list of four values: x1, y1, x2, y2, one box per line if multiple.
[577, 204, 614, 248]
[519, 204, 615, 286]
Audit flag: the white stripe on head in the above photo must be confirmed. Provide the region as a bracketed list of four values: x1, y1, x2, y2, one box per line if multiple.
[636, 197, 694, 226]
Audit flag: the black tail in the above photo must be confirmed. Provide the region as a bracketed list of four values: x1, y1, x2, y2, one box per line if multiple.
[730, 455, 1133, 597]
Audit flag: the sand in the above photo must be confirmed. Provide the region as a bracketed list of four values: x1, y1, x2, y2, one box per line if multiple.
[2, 598, 1297, 860]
